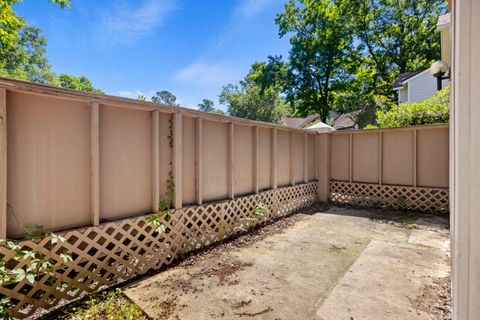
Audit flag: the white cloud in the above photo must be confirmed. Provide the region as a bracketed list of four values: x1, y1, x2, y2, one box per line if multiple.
[234, 0, 276, 19]
[172, 60, 239, 88]
[98, 0, 177, 46]
[116, 90, 149, 100]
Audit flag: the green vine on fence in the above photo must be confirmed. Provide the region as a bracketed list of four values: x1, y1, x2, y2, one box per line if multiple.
[146, 115, 175, 235]
[0, 227, 73, 319]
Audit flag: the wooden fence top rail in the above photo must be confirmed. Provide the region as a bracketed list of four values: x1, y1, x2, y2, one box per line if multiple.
[0, 77, 318, 135]
[331, 123, 449, 134]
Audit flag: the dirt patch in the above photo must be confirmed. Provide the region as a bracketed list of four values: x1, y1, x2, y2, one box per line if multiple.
[208, 260, 254, 284]
[329, 244, 346, 253]
[413, 276, 451, 320]
[231, 299, 252, 310]
[153, 296, 179, 320]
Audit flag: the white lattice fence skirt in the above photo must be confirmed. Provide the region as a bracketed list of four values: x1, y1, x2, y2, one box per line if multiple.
[330, 181, 449, 214]
[0, 182, 318, 319]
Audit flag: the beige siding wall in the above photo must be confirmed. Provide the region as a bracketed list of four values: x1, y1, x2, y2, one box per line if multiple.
[409, 71, 450, 103]
[398, 88, 409, 103]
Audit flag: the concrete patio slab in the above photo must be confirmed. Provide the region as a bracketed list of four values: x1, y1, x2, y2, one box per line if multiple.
[124, 206, 450, 320]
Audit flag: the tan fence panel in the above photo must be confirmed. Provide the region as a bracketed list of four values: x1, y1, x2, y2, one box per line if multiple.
[352, 132, 379, 183]
[294, 133, 304, 183]
[234, 125, 254, 196]
[308, 135, 316, 181]
[382, 129, 414, 186]
[258, 127, 271, 191]
[277, 130, 290, 187]
[417, 127, 449, 188]
[329, 125, 449, 213]
[99, 105, 152, 220]
[7, 92, 92, 237]
[202, 120, 228, 201]
[182, 116, 196, 205]
[331, 133, 349, 181]
[158, 113, 173, 205]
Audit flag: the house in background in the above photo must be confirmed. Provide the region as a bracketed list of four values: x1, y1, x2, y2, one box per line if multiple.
[392, 13, 451, 104]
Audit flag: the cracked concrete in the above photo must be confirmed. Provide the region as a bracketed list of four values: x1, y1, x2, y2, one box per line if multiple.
[124, 206, 450, 320]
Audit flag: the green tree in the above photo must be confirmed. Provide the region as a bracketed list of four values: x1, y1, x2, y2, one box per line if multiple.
[137, 94, 147, 101]
[351, 0, 447, 96]
[58, 74, 104, 93]
[151, 90, 179, 106]
[275, 0, 357, 122]
[197, 99, 214, 112]
[0, 23, 58, 84]
[375, 86, 449, 128]
[0, 0, 70, 82]
[197, 98, 225, 115]
[219, 58, 291, 123]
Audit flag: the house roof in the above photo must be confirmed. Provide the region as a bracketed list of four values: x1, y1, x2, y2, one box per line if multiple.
[281, 114, 320, 128]
[334, 112, 357, 130]
[392, 70, 425, 90]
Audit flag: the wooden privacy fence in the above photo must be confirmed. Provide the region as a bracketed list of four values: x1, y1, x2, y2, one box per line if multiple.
[328, 125, 449, 213]
[0, 78, 320, 239]
[0, 78, 323, 318]
[0, 78, 449, 318]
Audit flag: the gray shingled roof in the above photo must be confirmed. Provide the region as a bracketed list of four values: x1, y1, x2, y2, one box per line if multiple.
[393, 70, 425, 90]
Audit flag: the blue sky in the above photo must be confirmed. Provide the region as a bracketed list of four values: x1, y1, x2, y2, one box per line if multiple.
[15, 0, 291, 111]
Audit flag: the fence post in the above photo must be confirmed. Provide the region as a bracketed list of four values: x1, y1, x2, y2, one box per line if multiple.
[91, 102, 100, 225]
[317, 132, 331, 203]
[0, 88, 6, 238]
[151, 110, 160, 212]
[271, 128, 277, 189]
[195, 118, 203, 205]
[378, 131, 383, 185]
[227, 123, 234, 199]
[253, 126, 259, 193]
[289, 132, 295, 186]
[173, 113, 183, 209]
[303, 133, 308, 183]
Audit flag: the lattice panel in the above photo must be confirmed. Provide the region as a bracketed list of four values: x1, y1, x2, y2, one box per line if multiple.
[0, 182, 318, 319]
[330, 181, 449, 214]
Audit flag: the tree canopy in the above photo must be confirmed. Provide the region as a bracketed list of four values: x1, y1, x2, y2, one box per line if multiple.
[151, 90, 179, 106]
[1, 0, 103, 94]
[220, 59, 291, 123]
[197, 99, 225, 115]
[222, 0, 447, 125]
[58, 74, 104, 93]
[276, 0, 357, 122]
